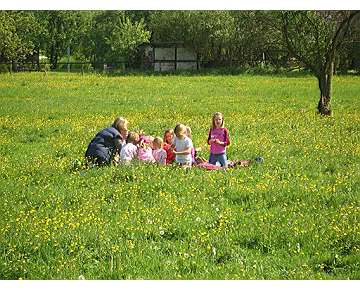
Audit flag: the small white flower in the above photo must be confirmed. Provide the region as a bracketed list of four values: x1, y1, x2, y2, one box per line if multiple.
[212, 247, 217, 256]
[159, 230, 164, 236]
[215, 207, 220, 212]
[195, 217, 201, 222]
[78, 275, 85, 280]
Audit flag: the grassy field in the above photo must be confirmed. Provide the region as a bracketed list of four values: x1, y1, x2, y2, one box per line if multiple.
[0, 72, 359, 279]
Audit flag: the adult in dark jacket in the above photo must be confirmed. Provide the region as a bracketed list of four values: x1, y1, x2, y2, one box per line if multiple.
[85, 117, 129, 166]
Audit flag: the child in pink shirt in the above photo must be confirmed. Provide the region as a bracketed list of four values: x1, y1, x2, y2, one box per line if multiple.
[138, 135, 155, 163]
[152, 137, 167, 165]
[207, 112, 230, 167]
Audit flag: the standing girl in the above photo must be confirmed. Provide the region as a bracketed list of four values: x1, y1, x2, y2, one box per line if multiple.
[207, 112, 230, 167]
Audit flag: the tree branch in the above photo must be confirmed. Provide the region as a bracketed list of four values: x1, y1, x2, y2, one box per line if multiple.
[327, 11, 360, 63]
[281, 12, 317, 73]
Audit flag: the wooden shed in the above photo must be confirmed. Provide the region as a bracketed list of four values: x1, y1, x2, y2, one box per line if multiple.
[144, 42, 200, 71]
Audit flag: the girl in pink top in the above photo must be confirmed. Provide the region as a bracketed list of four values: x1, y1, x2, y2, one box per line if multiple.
[207, 112, 230, 167]
[138, 135, 155, 163]
[152, 137, 167, 165]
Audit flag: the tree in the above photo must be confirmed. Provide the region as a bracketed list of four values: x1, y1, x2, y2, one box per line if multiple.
[65, 11, 95, 63]
[148, 11, 185, 43]
[108, 16, 150, 61]
[0, 12, 19, 62]
[229, 11, 286, 68]
[337, 15, 360, 73]
[280, 11, 360, 115]
[0, 11, 40, 65]
[189, 11, 236, 65]
[148, 11, 236, 65]
[91, 11, 150, 68]
[37, 11, 84, 70]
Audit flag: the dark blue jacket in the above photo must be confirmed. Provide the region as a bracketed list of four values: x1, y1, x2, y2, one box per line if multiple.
[85, 126, 122, 164]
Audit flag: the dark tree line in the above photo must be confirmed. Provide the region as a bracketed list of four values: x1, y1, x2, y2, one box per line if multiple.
[0, 11, 150, 70]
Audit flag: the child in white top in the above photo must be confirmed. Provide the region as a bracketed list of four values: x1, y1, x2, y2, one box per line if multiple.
[120, 131, 139, 164]
[152, 137, 167, 165]
[173, 123, 193, 167]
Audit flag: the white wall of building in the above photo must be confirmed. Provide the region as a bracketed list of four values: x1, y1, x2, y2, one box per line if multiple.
[154, 47, 198, 71]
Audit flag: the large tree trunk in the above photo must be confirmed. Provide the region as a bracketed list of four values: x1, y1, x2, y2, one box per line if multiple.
[317, 61, 333, 116]
[50, 45, 58, 70]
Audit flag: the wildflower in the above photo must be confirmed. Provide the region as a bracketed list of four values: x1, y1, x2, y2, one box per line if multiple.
[212, 247, 217, 256]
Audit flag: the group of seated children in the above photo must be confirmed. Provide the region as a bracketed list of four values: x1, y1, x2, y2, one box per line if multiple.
[119, 132, 167, 165]
[116, 112, 250, 169]
[118, 125, 191, 167]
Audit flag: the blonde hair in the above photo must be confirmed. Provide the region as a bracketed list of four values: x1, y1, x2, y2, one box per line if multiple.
[153, 137, 163, 148]
[185, 126, 192, 138]
[174, 123, 187, 138]
[212, 112, 224, 128]
[113, 116, 128, 132]
[126, 131, 139, 143]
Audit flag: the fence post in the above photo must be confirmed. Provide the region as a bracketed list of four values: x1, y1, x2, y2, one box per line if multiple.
[67, 47, 71, 72]
[175, 45, 177, 71]
[261, 52, 266, 68]
[196, 53, 199, 70]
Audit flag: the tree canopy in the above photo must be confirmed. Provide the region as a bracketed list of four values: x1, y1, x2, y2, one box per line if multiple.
[280, 11, 360, 114]
[0, 11, 40, 62]
[1, 10, 359, 73]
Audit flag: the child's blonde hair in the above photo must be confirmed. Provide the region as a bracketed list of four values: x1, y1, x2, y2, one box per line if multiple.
[174, 123, 187, 138]
[212, 112, 224, 128]
[113, 116, 128, 132]
[126, 131, 139, 143]
[185, 126, 192, 138]
[153, 137, 163, 148]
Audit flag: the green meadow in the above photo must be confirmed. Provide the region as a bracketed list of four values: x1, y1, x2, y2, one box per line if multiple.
[0, 72, 359, 279]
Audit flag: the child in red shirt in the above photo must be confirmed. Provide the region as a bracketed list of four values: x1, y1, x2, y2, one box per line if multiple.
[163, 128, 175, 164]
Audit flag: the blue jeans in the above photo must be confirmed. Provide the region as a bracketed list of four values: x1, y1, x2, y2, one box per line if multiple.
[209, 153, 228, 167]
